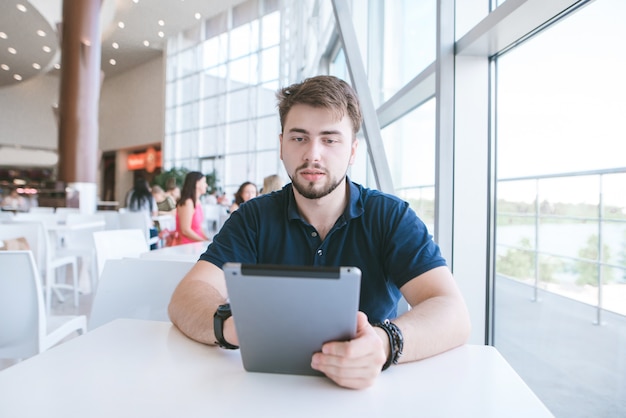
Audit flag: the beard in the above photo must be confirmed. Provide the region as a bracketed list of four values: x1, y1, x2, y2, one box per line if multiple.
[289, 163, 346, 200]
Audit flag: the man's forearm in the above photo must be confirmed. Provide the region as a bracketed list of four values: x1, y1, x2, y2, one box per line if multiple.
[168, 278, 227, 345]
[393, 294, 471, 363]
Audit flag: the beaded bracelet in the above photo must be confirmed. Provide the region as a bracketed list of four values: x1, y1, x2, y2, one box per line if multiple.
[373, 319, 404, 370]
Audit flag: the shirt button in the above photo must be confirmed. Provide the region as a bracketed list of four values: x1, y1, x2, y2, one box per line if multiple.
[317, 249, 323, 256]
[311, 231, 318, 237]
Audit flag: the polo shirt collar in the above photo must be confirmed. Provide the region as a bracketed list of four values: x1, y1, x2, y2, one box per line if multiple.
[286, 177, 364, 222]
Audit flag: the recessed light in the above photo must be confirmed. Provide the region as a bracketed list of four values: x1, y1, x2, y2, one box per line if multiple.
[109, 59, 116, 65]
[112, 42, 119, 49]
[158, 20, 165, 26]
[54, 63, 60, 69]
[37, 30, 46, 37]
[1, 64, 9, 71]
[16, 4, 27, 12]
[195, 13, 201, 20]
[43, 45, 51, 53]
[118, 22, 125, 29]
[8, 47, 16, 54]
[158, 31, 164, 38]
[143, 40, 150, 47]
[13, 74, 22, 81]
[32, 63, 41, 69]
[133, 0, 139, 3]
[0, 32, 7, 39]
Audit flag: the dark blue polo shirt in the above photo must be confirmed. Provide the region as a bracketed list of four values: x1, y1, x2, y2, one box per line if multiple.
[199, 179, 447, 322]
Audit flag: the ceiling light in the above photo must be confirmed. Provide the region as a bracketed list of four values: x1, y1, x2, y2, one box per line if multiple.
[0, 32, 7, 39]
[133, 0, 139, 3]
[32, 63, 41, 69]
[8, 47, 16, 54]
[1, 64, 9, 71]
[143, 40, 150, 47]
[16, 4, 27, 12]
[54, 63, 60, 69]
[42, 45, 51, 53]
[118, 21, 125, 29]
[13, 74, 22, 81]
[158, 31, 164, 38]
[109, 59, 116, 65]
[158, 20, 165, 26]
[112, 42, 119, 49]
[37, 30, 46, 37]
[195, 13, 201, 20]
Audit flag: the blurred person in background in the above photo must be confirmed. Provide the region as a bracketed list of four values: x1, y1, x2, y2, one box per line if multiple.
[175, 171, 210, 244]
[229, 181, 258, 213]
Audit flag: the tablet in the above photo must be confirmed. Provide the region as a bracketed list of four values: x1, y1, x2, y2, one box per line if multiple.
[223, 263, 362, 376]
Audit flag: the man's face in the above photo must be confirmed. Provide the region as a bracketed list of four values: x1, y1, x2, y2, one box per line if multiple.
[280, 104, 357, 200]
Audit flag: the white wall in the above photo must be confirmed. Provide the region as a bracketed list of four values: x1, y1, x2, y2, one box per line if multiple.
[99, 56, 165, 152]
[0, 54, 165, 204]
[0, 74, 59, 151]
[0, 54, 165, 160]
[99, 55, 165, 203]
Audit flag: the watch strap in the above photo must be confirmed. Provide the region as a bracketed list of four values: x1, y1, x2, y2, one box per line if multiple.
[213, 303, 239, 349]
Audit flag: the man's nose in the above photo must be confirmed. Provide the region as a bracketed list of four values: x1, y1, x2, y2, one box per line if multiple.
[304, 139, 322, 162]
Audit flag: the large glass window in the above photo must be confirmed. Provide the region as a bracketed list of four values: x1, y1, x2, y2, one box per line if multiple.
[494, 1, 626, 416]
[381, 0, 436, 101]
[381, 99, 436, 229]
[164, 1, 285, 195]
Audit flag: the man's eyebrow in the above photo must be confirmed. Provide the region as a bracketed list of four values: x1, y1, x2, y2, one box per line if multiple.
[287, 127, 343, 136]
[287, 128, 309, 134]
[320, 130, 343, 136]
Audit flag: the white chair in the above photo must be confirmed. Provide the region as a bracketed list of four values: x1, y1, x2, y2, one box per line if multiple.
[89, 258, 194, 329]
[0, 251, 86, 361]
[56, 213, 106, 293]
[118, 211, 159, 247]
[204, 204, 228, 232]
[53, 207, 80, 223]
[28, 206, 55, 214]
[0, 221, 79, 313]
[96, 210, 121, 230]
[92, 229, 149, 277]
[0, 211, 14, 221]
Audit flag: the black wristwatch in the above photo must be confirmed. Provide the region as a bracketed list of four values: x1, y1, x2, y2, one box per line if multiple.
[213, 303, 239, 349]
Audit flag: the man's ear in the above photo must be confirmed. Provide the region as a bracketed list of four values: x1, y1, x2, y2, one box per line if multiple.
[348, 137, 359, 166]
[279, 133, 284, 161]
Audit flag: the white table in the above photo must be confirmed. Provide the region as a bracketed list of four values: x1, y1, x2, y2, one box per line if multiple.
[140, 240, 210, 262]
[0, 319, 553, 418]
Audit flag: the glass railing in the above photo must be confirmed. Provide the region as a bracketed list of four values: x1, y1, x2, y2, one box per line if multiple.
[496, 168, 626, 324]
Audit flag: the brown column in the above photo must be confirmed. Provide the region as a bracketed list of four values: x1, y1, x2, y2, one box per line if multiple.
[57, 0, 101, 184]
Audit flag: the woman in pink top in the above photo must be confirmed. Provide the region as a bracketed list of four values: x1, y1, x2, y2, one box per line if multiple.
[175, 171, 209, 245]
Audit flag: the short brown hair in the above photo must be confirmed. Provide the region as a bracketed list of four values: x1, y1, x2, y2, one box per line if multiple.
[276, 75, 362, 137]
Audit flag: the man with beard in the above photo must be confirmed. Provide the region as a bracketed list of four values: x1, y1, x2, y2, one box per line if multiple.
[168, 75, 471, 390]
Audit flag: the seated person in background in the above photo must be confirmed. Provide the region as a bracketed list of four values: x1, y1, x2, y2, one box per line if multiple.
[126, 178, 159, 249]
[152, 185, 176, 215]
[126, 178, 158, 218]
[175, 171, 210, 244]
[217, 192, 231, 207]
[168, 75, 471, 390]
[261, 174, 284, 194]
[165, 177, 181, 202]
[1, 189, 28, 211]
[229, 181, 258, 213]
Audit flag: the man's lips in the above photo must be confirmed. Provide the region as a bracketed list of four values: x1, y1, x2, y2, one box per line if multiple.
[299, 169, 325, 181]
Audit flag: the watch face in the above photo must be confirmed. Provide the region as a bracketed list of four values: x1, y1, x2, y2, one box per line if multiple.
[217, 303, 231, 316]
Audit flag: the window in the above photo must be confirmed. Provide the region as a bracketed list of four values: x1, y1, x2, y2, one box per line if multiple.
[494, 1, 626, 416]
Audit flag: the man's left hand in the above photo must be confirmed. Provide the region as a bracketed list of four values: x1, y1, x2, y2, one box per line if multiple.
[311, 311, 387, 389]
